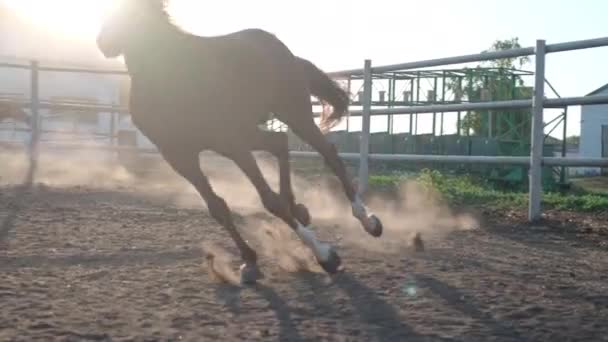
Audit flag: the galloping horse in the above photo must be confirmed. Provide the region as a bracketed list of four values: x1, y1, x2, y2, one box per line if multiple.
[97, 0, 383, 284]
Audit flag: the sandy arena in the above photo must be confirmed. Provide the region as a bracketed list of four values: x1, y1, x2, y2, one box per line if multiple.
[1, 151, 607, 341]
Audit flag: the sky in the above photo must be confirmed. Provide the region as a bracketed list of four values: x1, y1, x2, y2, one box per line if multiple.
[1, 0, 607, 137]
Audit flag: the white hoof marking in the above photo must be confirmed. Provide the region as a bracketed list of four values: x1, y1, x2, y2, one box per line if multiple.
[295, 222, 331, 262]
[351, 195, 374, 222]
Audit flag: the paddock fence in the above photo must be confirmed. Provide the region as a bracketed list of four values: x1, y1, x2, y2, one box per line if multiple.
[1, 37, 608, 221]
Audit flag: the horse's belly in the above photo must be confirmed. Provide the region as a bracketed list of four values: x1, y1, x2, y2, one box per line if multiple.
[128, 74, 269, 151]
[130, 104, 233, 152]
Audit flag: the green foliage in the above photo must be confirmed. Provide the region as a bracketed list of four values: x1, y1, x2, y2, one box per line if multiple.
[565, 135, 580, 146]
[368, 169, 608, 213]
[412, 169, 526, 207]
[485, 38, 530, 69]
[446, 37, 532, 137]
[368, 174, 407, 192]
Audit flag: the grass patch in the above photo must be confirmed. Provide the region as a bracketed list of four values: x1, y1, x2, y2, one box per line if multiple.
[368, 169, 608, 213]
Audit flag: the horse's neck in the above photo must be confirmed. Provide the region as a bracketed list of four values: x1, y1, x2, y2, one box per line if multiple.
[123, 22, 184, 78]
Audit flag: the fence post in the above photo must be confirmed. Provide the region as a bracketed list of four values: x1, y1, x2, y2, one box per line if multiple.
[358, 59, 372, 195]
[26, 61, 40, 186]
[560, 107, 568, 184]
[110, 111, 116, 146]
[528, 40, 546, 222]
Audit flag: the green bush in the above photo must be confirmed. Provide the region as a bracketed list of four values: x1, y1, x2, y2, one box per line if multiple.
[368, 169, 608, 213]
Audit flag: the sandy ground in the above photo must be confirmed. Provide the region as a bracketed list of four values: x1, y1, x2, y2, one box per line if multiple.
[1, 184, 607, 341]
[1, 151, 608, 341]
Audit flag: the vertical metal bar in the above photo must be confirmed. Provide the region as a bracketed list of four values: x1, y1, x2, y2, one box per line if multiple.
[110, 111, 116, 146]
[387, 76, 393, 133]
[358, 59, 372, 195]
[346, 77, 352, 132]
[457, 76, 463, 136]
[415, 72, 420, 135]
[26, 61, 40, 186]
[432, 77, 437, 135]
[388, 77, 395, 154]
[529, 40, 546, 222]
[482, 76, 492, 138]
[409, 78, 414, 134]
[467, 71, 473, 138]
[441, 71, 446, 136]
[560, 107, 568, 184]
[457, 111, 461, 136]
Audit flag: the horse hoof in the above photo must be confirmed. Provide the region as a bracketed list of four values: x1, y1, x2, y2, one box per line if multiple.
[294, 203, 311, 226]
[318, 248, 342, 274]
[364, 214, 383, 237]
[239, 263, 263, 285]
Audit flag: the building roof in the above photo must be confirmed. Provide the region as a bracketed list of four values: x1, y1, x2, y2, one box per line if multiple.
[586, 83, 608, 96]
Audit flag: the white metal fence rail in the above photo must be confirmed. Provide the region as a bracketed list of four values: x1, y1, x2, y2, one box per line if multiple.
[1, 37, 608, 221]
[341, 37, 608, 222]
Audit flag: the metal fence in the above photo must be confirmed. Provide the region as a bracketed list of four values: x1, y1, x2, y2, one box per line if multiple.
[340, 37, 608, 222]
[2, 37, 608, 221]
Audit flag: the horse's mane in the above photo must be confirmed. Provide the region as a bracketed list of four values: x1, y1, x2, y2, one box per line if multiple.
[142, 0, 183, 33]
[151, 0, 170, 18]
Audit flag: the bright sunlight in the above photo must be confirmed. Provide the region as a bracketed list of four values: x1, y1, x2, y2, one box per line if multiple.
[0, 0, 243, 41]
[2, 0, 115, 40]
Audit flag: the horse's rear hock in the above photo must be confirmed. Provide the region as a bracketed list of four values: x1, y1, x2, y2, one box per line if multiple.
[281, 110, 383, 238]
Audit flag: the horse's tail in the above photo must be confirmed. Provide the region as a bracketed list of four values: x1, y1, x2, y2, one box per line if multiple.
[296, 57, 350, 133]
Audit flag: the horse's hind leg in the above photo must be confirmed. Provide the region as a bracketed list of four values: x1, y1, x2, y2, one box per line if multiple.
[159, 147, 262, 284]
[250, 131, 311, 225]
[281, 105, 383, 237]
[229, 147, 341, 274]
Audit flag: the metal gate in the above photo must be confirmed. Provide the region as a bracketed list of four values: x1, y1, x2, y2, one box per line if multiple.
[602, 125, 608, 175]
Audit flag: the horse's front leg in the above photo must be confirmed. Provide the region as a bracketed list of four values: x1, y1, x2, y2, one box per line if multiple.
[160, 147, 262, 284]
[230, 148, 342, 275]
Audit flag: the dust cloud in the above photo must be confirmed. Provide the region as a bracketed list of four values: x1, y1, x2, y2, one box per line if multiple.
[0, 138, 478, 266]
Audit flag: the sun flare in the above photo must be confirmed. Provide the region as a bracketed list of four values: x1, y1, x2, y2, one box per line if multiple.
[2, 0, 118, 40]
[2, 0, 251, 42]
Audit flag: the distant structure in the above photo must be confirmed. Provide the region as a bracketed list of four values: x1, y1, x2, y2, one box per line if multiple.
[579, 83, 608, 176]
[0, 4, 154, 153]
[0, 57, 155, 153]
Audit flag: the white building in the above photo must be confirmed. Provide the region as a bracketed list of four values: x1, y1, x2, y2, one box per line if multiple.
[579, 84, 608, 176]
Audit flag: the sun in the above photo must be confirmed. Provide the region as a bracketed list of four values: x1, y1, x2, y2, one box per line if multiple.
[1, 0, 248, 40]
[1, 0, 251, 47]
[1, 0, 117, 40]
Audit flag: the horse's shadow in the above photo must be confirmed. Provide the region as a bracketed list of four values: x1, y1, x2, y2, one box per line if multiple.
[214, 282, 306, 342]
[413, 273, 527, 341]
[0, 184, 32, 250]
[304, 271, 428, 341]
[215, 270, 429, 342]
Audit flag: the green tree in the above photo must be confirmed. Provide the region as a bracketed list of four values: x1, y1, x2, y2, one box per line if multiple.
[447, 38, 532, 138]
[565, 135, 580, 146]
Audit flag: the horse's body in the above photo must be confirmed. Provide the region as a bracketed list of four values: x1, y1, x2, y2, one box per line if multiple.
[97, 0, 383, 284]
[126, 27, 345, 150]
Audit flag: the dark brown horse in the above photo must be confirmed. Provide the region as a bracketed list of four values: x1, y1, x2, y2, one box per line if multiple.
[97, 0, 383, 284]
